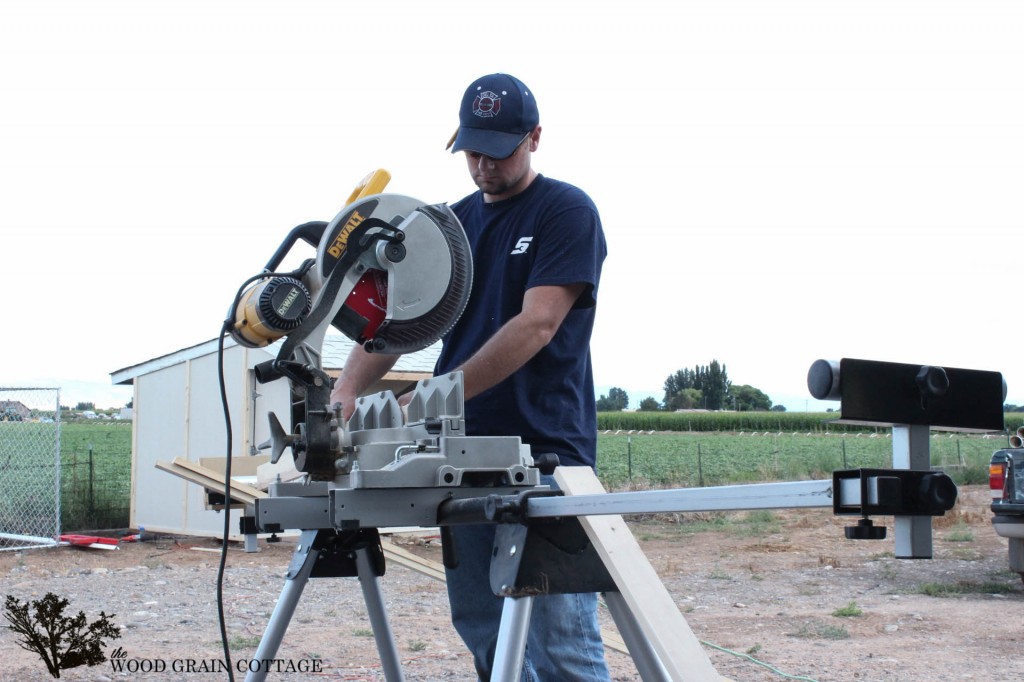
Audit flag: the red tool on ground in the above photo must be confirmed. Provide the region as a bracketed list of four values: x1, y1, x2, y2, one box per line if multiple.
[58, 534, 120, 550]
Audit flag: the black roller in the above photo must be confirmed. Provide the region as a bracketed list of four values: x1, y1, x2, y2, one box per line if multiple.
[807, 359, 841, 401]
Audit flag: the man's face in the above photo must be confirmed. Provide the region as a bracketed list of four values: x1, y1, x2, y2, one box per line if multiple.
[464, 129, 539, 202]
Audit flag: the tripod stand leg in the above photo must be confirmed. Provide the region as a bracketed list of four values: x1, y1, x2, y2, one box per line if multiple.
[356, 545, 406, 681]
[246, 530, 319, 682]
[491, 596, 534, 682]
[605, 592, 671, 682]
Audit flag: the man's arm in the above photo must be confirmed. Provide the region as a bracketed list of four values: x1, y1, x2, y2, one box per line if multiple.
[330, 282, 583, 418]
[455, 282, 586, 400]
[330, 348, 401, 421]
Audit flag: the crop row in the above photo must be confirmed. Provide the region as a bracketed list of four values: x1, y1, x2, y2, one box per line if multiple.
[598, 410, 1024, 434]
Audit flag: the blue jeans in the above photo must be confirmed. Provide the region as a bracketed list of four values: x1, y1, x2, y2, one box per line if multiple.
[445, 516, 611, 680]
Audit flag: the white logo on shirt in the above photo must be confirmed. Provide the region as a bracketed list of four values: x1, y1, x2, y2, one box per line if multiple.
[511, 237, 533, 255]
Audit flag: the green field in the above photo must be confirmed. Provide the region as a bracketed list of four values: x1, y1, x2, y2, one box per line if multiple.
[595, 430, 1004, 490]
[0, 418, 1012, 533]
[58, 422, 132, 530]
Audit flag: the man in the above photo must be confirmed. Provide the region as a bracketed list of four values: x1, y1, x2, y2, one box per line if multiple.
[331, 73, 610, 681]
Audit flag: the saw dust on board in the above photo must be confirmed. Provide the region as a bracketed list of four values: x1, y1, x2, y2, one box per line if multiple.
[0, 485, 1020, 681]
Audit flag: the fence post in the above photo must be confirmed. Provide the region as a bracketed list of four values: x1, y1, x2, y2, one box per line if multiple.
[841, 438, 848, 468]
[627, 436, 633, 481]
[88, 444, 95, 516]
[697, 443, 704, 487]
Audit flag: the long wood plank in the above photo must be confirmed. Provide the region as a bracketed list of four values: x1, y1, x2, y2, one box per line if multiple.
[155, 457, 266, 505]
[555, 466, 723, 681]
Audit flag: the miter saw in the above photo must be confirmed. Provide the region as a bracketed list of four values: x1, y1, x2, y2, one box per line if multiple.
[225, 169, 542, 498]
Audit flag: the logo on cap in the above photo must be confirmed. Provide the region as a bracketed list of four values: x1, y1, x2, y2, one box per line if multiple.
[472, 90, 502, 118]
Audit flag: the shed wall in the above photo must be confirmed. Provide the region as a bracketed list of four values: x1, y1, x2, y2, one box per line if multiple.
[130, 345, 291, 538]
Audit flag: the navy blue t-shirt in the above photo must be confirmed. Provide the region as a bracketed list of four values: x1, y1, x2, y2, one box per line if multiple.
[436, 175, 606, 467]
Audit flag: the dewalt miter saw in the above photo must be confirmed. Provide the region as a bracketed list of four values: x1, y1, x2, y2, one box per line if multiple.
[228, 169, 472, 358]
[225, 170, 542, 494]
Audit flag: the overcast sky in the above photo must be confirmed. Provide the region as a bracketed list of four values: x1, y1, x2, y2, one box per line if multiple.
[2, 0, 1022, 412]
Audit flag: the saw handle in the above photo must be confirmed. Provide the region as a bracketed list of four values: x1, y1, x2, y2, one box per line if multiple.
[262, 221, 329, 272]
[344, 168, 392, 206]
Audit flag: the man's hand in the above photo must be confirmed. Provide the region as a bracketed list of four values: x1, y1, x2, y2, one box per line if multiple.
[330, 388, 358, 423]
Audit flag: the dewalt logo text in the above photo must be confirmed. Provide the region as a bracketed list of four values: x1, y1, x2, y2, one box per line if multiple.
[327, 210, 366, 259]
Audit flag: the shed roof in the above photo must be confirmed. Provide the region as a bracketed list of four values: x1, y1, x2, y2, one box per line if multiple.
[111, 332, 440, 386]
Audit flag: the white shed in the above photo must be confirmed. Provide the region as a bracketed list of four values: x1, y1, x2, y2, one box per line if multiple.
[109, 333, 439, 538]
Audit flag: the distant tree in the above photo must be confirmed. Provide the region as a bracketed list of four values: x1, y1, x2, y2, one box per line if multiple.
[663, 360, 731, 410]
[771, 404, 787, 412]
[1006, 404, 1021, 412]
[638, 397, 661, 411]
[74, 402, 94, 412]
[125, 399, 133, 409]
[731, 384, 772, 411]
[666, 388, 702, 411]
[664, 368, 698, 396]
[702, 360, 731, 410]
[596, 387, 629, 411]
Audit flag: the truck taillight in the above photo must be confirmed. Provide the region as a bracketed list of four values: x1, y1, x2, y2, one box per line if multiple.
[990, 462, 1007, 501]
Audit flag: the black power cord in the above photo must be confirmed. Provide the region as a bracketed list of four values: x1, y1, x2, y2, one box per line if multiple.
[215, 271, 296, 681]
[215, 326, 236, 682]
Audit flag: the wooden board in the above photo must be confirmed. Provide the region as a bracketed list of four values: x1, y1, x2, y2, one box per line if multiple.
[155, 457, 266, 507]
[555, 466, 723, 681]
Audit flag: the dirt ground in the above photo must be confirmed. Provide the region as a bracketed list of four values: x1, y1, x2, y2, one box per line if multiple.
[1, 485, 1022, 682]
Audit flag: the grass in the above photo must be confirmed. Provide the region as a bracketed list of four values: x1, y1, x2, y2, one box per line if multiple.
[789, 620, 850, 640]
[629, 509, 784, 541]
[916, 581, 1017, 597]
[0, 421, 132, 533]
[228, 635, 262, 648]
[596, 430, 1002, 490]
[831, 601, 863, 617]
[943, 523, 975, 543]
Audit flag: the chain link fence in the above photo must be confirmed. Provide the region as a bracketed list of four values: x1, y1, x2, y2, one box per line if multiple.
[0, 387, 61, 550]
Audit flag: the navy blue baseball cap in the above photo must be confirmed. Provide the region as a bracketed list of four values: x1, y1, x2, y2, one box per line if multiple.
[446, 73, 539, 159]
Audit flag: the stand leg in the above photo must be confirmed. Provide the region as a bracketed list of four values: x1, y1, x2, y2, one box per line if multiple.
[356, 545, 406, 681]
[605, 592, 671, 682]
[491, 596, 533, 682]
[246, 531, 319, 682]
[893, 424, 933, 558]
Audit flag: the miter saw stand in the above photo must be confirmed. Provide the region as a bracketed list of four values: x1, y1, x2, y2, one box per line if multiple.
[237, 358, 1005, 682]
